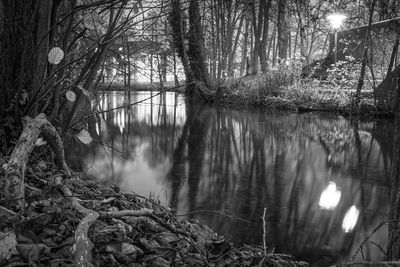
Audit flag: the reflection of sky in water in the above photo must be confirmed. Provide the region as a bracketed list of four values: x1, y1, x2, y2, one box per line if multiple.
[77, 92, 393, 265]
[87, 91, 185, 204]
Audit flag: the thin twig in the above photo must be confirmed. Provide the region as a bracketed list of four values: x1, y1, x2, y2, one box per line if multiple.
[350, 220, 387, 261]
[176, 209, 250, 223]
[262, 207, 267, 256]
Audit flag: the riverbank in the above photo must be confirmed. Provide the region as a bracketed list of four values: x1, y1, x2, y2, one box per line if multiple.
[0, 157, 309, 266]
[214, 75, 394, 119]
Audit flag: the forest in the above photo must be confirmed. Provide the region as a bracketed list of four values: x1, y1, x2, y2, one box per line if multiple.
[1, 0, 400, 266]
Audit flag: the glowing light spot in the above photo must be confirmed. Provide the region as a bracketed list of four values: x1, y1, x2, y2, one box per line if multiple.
[319, 182, 341, 210]
[342, 205, 360, 233]
[327, 13, 346, 29]
[95, 122, 100, 135]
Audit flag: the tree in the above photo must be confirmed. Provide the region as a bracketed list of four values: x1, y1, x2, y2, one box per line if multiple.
[277, 0, 289, 64]
[354, 0, 377, 110]
[0, 0, 145, 209]
[170, 0, 212, 102]
[388, 58, 400, 260]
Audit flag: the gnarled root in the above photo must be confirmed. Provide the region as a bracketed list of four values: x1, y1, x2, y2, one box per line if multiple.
[4, 113, 70, 211]
[55, 178, 154, 266]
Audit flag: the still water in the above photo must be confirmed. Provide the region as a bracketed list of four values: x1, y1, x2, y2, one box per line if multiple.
[68, 91, 393, 266]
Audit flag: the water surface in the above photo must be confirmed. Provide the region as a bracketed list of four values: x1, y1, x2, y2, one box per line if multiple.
[68, 91, 393, 266]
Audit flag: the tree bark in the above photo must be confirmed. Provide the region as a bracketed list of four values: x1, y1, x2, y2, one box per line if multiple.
[277, 0, 289, 64]
[388, 63, 400, 260]
[170, 0, 193, 82]
[0, 0, 38, 118]
[295, 0, 308, 66]
[259, 0, 272, 72]
[187, 0, 211, 87]
[354, 0, 377, 110]
[250, 0, 263, 75]
[240, 17, 250, 77]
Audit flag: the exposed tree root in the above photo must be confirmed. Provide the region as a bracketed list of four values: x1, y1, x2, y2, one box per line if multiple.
[55, 177, 158, 266]
[3, 113, 70, 211]
[73, 211, 99, 267]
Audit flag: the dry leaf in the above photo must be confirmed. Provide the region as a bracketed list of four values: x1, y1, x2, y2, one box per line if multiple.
[77, 129, 93, 145]
[35, 137, 47, 147]
[48, 47, 64, 65]
[66, 90, 76, 102]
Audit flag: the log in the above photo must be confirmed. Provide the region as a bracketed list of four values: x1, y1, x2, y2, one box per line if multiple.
[4, 113, 70, 211]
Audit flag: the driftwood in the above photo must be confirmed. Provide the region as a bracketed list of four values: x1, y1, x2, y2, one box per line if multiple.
[3, 113, 70, 211]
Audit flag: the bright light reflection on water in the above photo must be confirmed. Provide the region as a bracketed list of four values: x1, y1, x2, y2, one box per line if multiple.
[342, 205, 360, 233]
[68, 91, 393, 266]
[319, 182, 341, 210]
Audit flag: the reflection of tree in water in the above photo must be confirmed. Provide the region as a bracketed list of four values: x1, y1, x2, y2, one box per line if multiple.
[388, 104, 400, 259]
[70, 91, 184, 185]
[169, 108, 392, 265]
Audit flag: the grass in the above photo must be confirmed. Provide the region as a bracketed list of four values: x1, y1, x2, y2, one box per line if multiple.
[215, 70, 393, 117]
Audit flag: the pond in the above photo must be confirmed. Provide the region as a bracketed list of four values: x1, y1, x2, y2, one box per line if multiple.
[67, 91, 394, 266]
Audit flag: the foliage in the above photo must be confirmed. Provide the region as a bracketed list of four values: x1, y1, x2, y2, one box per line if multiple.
[217, 55, 392, 116]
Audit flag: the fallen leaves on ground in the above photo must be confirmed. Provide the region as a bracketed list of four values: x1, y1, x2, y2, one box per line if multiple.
[0, 166, 308, 267]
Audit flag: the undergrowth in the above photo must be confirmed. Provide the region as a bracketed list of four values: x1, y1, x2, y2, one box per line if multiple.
[216, 58, 391, 117]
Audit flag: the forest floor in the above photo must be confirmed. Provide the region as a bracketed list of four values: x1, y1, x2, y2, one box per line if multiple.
[0, 157, 309, 267]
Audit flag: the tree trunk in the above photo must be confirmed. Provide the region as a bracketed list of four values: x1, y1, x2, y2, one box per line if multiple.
[0, 0, 38, 118]
[295, 0, 308, 66]
[240, 18, 250, 77]
[354, 0, 377, 110]
[187, 0, 211, 101]
[250, 0, 263, 75]
[228, 13, 245, 77]
[388, 64, 400, 260]
[170, 0, 193, 83]
[277, 0, 288, 64]
[259, 0, 272, 72]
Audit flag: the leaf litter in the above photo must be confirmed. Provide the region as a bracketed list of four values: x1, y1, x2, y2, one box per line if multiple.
[0, 163, 308, 267]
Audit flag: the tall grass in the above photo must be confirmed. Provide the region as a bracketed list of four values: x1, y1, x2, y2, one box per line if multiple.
[217, 58, 388, 115]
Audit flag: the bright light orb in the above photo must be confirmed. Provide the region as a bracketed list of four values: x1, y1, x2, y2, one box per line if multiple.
[319, 182, 341, 210]
[327, 13, 346, 29]
[342, 205, 360, 233]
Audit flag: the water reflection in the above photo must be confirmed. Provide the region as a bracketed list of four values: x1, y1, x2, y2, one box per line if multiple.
[71, 91, 393, 266]
[342, 205, 360, 233]
[319, 182, 341, 210]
